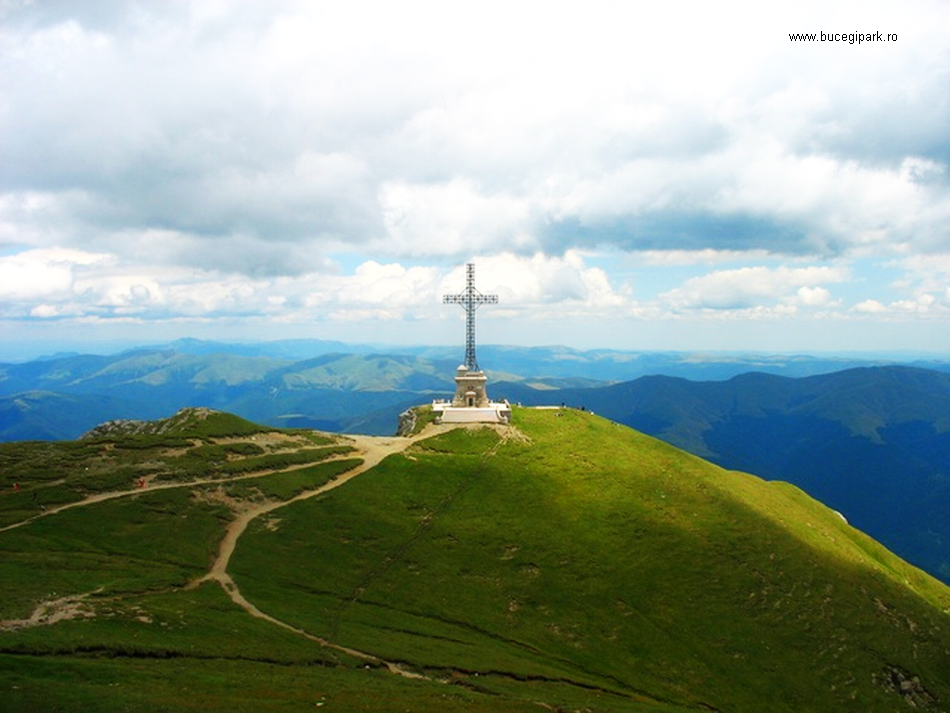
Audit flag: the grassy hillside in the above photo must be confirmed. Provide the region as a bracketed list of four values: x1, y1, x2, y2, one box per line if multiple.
[503, 366, 950, 584]
[2, 408, 949, 711]
[231, 408, 950, 711]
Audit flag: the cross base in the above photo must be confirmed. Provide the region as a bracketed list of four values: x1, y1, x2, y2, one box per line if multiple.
[451, 365, 490, 407]
[432, 403, 511, 424]
[430, 364, 511, 424]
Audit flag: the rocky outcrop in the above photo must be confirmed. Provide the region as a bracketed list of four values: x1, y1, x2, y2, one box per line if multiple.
[81, 407, 217, 439]
[877, 665, 936, 708]
[395, 408, 417, 437]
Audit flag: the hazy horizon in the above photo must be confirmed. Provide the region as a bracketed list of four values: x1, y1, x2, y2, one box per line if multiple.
[3, 334, 950, 366]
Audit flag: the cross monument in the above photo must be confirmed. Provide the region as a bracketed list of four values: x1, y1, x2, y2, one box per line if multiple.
[433, 263, 510, 422]
[443, 263, 498, 371]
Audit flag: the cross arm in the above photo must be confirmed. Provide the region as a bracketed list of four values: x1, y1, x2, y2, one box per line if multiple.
[443, 294, 498, 304]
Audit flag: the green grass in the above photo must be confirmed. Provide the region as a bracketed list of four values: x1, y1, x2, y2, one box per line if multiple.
[157, 444, 354, 482]
[404, 405, 439, 436]
[216, 446, 354, 476]
[3, 407, 950, 711]
[0, 488, 230, 620]
[0, 653, 587, 713]
[144, 409, 274, 440]
[108, 435, 196, 450]
[0, 583, 342, 663]
[231, 408, 950, 711]
[0, 421, 354, 528]
[221, 458, 363, 501]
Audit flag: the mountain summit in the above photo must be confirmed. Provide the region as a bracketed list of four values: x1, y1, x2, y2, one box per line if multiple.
[2, 407, 949, 711]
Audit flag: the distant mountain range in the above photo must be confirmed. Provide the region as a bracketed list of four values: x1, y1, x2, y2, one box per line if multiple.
[2, 339, 950, 584]
[4, 338, 947, 442]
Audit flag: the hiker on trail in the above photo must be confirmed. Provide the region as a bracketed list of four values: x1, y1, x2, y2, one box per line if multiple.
[13, 483, 18, 493]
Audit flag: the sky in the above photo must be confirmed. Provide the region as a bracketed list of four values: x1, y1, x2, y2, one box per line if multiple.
[2, 0, 950, 359]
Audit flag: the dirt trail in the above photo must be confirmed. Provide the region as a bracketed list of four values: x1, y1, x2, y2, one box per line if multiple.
[1, 422, 498, 681]
[192, 429, 437, 680]
[0, 422, 477, 537]
[197, 433, 415, 585]
[0, 590, 101, 631]
[0, 448, 367, 535]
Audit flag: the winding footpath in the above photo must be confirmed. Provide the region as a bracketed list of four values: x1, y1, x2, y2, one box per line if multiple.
[1, 427, 448, 676]
[191, 432, 432, 679]
[0, 434, 418, 535]
[198, 433, 415, 588]
[2, 422, 634, 704]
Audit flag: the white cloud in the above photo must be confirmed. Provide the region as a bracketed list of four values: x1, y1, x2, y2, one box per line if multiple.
[443, 252, 631, 316]
[378, 179, 534, 257]
[634, 249, 775, 267]
[851, 293, 947, 317]
[0, 250, 613, 328]
[298, 251, 633, 324]
[1, 1, 949, 350]
[661, 265, 849, 311]
[4, 1, 948, 269]
[0, 248, 108, 301]
[853, 299, 888, 314]
[29, 304, 64, 318]
[0, 246, 628, 323]
[893, 254, 950, 288]
[793, 286, 834, 308]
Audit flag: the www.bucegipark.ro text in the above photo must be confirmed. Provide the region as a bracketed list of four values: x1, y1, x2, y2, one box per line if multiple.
[789, 31, 896, 44]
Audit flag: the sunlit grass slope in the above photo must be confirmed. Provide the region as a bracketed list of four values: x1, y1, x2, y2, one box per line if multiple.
[2, 406, 950, 712]
[232, 407, 950, 712]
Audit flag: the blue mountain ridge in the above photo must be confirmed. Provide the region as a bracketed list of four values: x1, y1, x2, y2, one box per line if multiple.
[1, 341, 949, 583]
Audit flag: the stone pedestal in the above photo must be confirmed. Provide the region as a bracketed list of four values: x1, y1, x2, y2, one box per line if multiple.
[432, 364, 511, 424]
[451, 365, 490, 407]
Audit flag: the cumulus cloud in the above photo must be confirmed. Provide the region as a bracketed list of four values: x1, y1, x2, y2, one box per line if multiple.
[301, 252, 632, 323]
[852, 294, 947, 316]
[378, 179, 535, 257]
[893, 254, 950, 292]
[0, 245, 631, 330]
[635, 249, 775, 266]
[1, 1, 949, 349]
[853, 299, 888, 314]
[4, 1, 948, 267]
[844, 253, 950, 318]
[660, 265, 849, 312]
[0, 248, 108, 302]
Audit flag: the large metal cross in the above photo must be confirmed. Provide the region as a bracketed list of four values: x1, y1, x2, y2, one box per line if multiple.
[443, 263, 498, 372]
